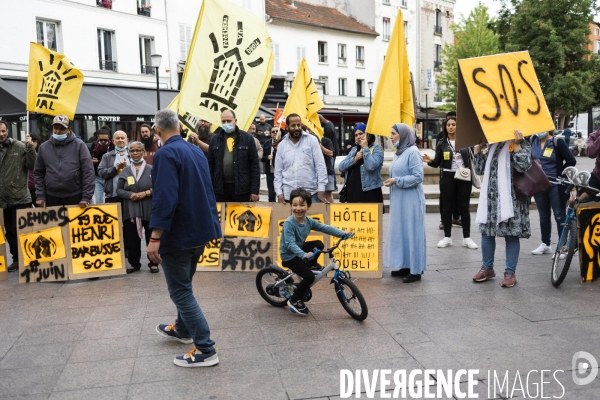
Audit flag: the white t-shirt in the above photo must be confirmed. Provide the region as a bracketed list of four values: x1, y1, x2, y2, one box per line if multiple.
[444, 140, 464, 172]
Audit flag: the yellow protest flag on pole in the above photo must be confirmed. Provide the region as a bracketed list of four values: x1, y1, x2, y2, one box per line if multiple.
[282, 58, 324, 136]
[177, 0, 274, 131]
[366, 10, 414, 137]
[26, 43, 84, 119]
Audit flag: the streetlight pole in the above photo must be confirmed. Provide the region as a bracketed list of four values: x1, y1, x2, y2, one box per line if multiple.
[425, 94, 429, 148]
[151, 54, 162, 111]
[368, 81, 374, 113]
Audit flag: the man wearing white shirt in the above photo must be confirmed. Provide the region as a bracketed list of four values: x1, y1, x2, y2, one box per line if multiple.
[274, 114, 329, 203]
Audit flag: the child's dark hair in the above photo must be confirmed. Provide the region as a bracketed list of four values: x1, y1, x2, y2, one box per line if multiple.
[289, 187, 312, 207]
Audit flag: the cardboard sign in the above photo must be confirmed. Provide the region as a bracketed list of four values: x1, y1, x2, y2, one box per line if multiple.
[67, 205, 125, 278]
[577, 205, 600, 283]
[224, 204, 272, 239]
[197, 203, 224, 270]
[456, 51, 554, 149]
[329, 204, 381, 272]
[19, 226, 66, 266]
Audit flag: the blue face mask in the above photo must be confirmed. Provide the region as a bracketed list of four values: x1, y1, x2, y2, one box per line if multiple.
[537, 132, 549, 140]
[115, 145, 127, 152]
[52, 133, 67, 141]
[132, 158, 144, 164]
[393, 141, 400, 148]
[222, 123, 235, 133]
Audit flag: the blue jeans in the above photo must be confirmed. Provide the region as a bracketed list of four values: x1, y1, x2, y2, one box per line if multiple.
[533, 185, 566, 246]
[311, 193, 320, 203]
[94, 176, 105, 204]
[161, 247, 215, 352]
[481, 234, 520, 273]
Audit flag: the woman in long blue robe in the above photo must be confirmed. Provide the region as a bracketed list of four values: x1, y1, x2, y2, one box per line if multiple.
[383, 123, 427, 283]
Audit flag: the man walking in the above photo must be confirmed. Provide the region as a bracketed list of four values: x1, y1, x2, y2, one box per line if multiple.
[34, 115, 94, 208]
[274, 114, 328, 203]
[207, 109, 260, 202]
[140, 123, 161, 165]
[148, 109, 221, 368]
[0, 121, 36, 272]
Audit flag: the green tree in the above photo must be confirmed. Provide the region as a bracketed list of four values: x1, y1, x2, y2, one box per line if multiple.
[438, 3, 500, 107]
[496, 0, 599, 123]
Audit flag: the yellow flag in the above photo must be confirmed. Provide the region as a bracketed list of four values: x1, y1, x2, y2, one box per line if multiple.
[282, 59, 324, 136]
[366, 10, 414, 137]
[177, 0, 274, 131]
[26, 42, 83, 119]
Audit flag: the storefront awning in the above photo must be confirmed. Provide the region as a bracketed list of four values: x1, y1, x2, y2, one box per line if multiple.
[0, 77, 178, 120]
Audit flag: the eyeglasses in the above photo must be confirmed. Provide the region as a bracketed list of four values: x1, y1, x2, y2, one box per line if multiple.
[129, 149, 143, 153]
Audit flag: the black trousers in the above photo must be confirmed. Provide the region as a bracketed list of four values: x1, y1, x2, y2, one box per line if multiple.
[282, 240, 324, 302]
[439, 180, 461, 222]
[266, 173, 275, 202]
[46, 194, 81, 207]
[29, 189, 37, 207]
[123, 218, 155, 268]
[215, 182, 250, 202]
[3, 203, 30, 263]
[440, 172, 472, 238]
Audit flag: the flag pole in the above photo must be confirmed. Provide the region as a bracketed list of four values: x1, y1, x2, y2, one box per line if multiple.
[26, 111, 29, 138]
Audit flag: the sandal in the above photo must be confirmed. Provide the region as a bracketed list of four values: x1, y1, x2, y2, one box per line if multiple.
[126, 265, 141, 274]
[149, 265, 160, 273]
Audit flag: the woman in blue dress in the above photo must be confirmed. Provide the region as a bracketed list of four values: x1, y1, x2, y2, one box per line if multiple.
[383, 123, 427, 283]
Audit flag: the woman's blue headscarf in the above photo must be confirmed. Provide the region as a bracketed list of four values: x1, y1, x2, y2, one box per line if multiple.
[392, 123, 416, 156]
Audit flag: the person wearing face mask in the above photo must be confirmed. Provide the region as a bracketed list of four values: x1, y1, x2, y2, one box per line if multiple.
[34, 115, 95, 208]
[98, 131, 131, 204]
[140, 123, 161, 165]
[207, 109, 260, 202]
[0, 121, 36, 272]
[90, 126, 114, 204]
[529, 130, 576, 256]
[383, 123, 426, 283]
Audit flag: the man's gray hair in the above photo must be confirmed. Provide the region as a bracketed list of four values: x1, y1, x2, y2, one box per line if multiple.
[129, 141, 145, 150]
[154, 109, 180, 132]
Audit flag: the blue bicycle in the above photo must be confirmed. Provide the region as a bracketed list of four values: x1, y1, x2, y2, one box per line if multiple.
[255, 234, 369, 321]
[550, 167, 598, 287]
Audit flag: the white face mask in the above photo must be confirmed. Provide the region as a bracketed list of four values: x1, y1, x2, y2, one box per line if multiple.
[222, 123, 235, 133]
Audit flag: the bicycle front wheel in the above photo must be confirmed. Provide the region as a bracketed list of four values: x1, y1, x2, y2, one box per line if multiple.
[551, 219, 578, 287]
[335, 278, 368, 321]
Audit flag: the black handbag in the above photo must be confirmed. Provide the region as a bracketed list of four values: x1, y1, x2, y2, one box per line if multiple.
[513, 159, 551, 200]
[338, 184, 348, 203]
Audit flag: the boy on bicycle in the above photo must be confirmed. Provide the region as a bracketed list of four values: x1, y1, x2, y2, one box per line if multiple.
[280, 188, 352, 315]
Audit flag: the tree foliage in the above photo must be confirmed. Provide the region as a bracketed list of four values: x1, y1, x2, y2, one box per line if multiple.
[495, 0, 599, 119]
[438, 3, 500, 107]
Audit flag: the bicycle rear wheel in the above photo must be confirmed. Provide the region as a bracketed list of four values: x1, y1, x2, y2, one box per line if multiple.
[551, 219, 578, 287]
[335, 277, 368, 321]
[256, 267, 290, 307]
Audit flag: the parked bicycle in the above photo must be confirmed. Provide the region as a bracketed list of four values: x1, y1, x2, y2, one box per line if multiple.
[550, 166, 599, 287]
[255, 235, 368, 321]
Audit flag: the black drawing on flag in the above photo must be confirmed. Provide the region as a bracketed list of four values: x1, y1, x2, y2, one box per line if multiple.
[35, 53, 79, 111]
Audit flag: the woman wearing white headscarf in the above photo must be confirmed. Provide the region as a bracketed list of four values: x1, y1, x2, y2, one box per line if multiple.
[472, 130, 532, 288]
[383, 123, 426, 283]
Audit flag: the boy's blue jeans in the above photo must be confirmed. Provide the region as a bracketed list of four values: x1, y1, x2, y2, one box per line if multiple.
[161, 246, 215, 353]
[481, 234, 520, 273]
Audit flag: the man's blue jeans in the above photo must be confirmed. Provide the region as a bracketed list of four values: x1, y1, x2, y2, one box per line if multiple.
[161, 246, 215, 353]
[481, 234, 520, 273]
[94, 176, 105, 204]
[533, 185, 566, 246]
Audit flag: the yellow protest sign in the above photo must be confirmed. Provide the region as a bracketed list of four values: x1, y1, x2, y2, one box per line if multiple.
[0, 228, 4, 245]
[0, 255, 5, 273]
[276, 214, 325, 267]
[19, 226, 66, 266]
[456, 51, 554, 148]
[26, 42, 84, 119]
[329, 204, 379, 271]
[282, 59, 324, 136]
[224, 204, 271, 239]
[177, 0, 274, 131]
[68, 205, 123, 274]
[198, 204, 222, 268]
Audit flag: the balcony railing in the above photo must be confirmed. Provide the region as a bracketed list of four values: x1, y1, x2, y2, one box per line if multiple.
[434, 96, 442, 102]
[434, 60, 442, 70]
[97, 0, 112, 9]
[141, 65, 155, 75]
[318, 55, 328, 63]
[99, 60, 117, 71]
[137, 7, 151, 17]
[434, 25, 442, 35]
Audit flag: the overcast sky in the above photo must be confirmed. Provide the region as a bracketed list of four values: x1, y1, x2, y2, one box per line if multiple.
[453, 0, 503, 20]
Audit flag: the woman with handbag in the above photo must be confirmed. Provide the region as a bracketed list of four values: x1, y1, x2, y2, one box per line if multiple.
[530, 130, 576, 256]
[423, 116, 478, 249]
[472, 130, 532, 288]
[338, 123, 384, 204]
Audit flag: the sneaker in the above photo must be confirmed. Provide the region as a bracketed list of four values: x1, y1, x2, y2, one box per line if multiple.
[7, 262, 18, 272]
[501, 272, 517, 287]
[532, 243, 552, 255]
[156, 324, 193, 344]
[173, 348, 219, 368]
[438, 222, 444, 230]
[452, 219, 462, 227]
[462, 238, 479, 249]
[288, 299, 309, 315]
[437, 237, 453, 248]
[473, 266, 495, 282]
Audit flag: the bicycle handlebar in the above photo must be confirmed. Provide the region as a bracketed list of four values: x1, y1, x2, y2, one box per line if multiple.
[305, 233, 355, 260]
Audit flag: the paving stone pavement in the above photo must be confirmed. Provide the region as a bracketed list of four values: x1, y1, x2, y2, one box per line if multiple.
[1, 211, 600, 399]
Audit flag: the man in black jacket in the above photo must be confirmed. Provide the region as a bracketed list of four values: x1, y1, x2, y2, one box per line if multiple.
[207, 109, 260, 202]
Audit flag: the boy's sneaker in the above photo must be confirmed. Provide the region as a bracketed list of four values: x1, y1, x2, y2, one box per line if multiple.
[532, 243, 552, 255]
[173, 348, 219, 368]
[156, 324, 193, 344]
[288, 299, 309, 315]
